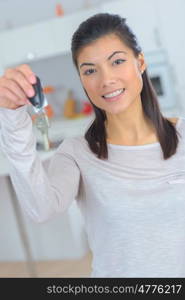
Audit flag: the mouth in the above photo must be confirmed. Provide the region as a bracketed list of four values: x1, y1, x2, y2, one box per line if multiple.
[102, 88, 126, 102]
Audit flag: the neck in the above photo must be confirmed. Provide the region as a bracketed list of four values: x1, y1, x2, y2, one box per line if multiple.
[105, 99, 157, 145]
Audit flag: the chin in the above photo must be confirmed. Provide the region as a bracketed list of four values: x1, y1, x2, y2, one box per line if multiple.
[105, 103, 131, 115]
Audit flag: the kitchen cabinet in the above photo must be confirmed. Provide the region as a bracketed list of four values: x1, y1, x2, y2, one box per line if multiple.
[50, 7, 99, 57]
[0, 0, 184, 71]
[0, 21, 56, 67]
[0, 7, 99, 70]
[102, 0, 161, 53]
[0, 172, 90, 262]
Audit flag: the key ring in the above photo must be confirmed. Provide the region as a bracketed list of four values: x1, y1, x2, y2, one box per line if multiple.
[28, 76, 50, 151]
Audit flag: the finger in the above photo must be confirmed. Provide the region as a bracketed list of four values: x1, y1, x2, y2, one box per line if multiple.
[1, 78, 28, 103]
[16, 64, 36, 84]
[6, 101, 22, 110]
[5, 68, 35, 98]
[0, 85, 27, 106]
[7, 101, 25, 110]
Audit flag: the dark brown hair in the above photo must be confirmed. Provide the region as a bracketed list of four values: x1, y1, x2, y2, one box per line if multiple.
[71, 13, 180, 160]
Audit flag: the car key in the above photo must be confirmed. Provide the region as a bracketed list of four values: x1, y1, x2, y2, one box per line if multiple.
[28, 76, 50, 151]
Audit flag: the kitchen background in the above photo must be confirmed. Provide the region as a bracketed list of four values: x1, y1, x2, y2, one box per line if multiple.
[0, 0, 185, 277]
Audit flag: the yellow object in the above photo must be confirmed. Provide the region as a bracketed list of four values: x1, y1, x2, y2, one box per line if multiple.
[63, 90, 77, 119]
[72, 112, 86, 119]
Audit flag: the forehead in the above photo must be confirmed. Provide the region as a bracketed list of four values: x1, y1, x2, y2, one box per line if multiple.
[77, 34, 131, 64]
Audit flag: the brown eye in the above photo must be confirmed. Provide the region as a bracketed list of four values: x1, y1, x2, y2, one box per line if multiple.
[113, 59, 126, 65]
[84, 68, 96, 75]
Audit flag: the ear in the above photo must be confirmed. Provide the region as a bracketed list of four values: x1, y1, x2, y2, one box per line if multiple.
[137, 52, 147, 74]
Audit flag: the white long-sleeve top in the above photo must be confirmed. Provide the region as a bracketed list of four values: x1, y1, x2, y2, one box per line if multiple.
[1, 105, 185, 277]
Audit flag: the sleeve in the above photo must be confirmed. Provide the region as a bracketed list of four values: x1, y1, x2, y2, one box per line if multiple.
[0, 106, 81, 223]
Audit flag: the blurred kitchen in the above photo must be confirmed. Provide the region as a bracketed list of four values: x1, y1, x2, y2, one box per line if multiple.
[0, 0, 185, 277]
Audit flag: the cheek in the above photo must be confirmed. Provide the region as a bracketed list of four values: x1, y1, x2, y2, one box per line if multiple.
[135, 74, 143, 93]
[127, 68, 143, 92]
[81, 78, 98, 100]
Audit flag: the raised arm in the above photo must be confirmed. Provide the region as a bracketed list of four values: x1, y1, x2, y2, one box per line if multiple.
[0, 64, 80, 222]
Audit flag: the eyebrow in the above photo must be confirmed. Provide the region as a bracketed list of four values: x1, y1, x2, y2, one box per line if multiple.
[79, 50, 127, 69]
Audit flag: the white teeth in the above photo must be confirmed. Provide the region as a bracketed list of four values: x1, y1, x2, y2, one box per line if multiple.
[103, 88, 124, 98]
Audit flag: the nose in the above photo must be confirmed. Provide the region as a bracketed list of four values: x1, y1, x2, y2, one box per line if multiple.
[100, 67, 117, 88]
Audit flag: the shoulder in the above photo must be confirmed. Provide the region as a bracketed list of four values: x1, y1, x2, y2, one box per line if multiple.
[56, 135, 87, 155]
[166, 117, 185, 142]
[167, 117, 179, 125]
[166, 117, 185, 129]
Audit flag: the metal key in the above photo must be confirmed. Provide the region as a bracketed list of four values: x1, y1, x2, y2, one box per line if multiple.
[28, 76, 50, 151]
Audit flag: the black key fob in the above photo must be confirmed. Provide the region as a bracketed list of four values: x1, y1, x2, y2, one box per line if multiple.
[28, 76, 45, 110]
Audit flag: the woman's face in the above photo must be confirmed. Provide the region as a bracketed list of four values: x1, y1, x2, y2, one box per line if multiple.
[77, 34, 146, 115]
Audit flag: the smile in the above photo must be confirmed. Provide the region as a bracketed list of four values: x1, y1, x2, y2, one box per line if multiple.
[102, 88, 125, 102]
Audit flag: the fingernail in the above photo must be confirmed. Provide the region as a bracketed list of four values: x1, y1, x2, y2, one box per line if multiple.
[28, 89, 34, 97]
[30, 75, 36, 84]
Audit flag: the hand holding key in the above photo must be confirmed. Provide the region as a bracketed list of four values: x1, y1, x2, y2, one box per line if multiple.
[0, 64, 36, 109]
[0, 64, 50, 151]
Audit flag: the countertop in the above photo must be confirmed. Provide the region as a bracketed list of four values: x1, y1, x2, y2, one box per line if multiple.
[0, 114, 94, 176]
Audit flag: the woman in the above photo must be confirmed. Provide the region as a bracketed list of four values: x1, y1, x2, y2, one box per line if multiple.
[0, 13, 184, 278]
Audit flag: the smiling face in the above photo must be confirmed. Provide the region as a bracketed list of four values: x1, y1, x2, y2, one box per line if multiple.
[77, 33, 146, 117]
